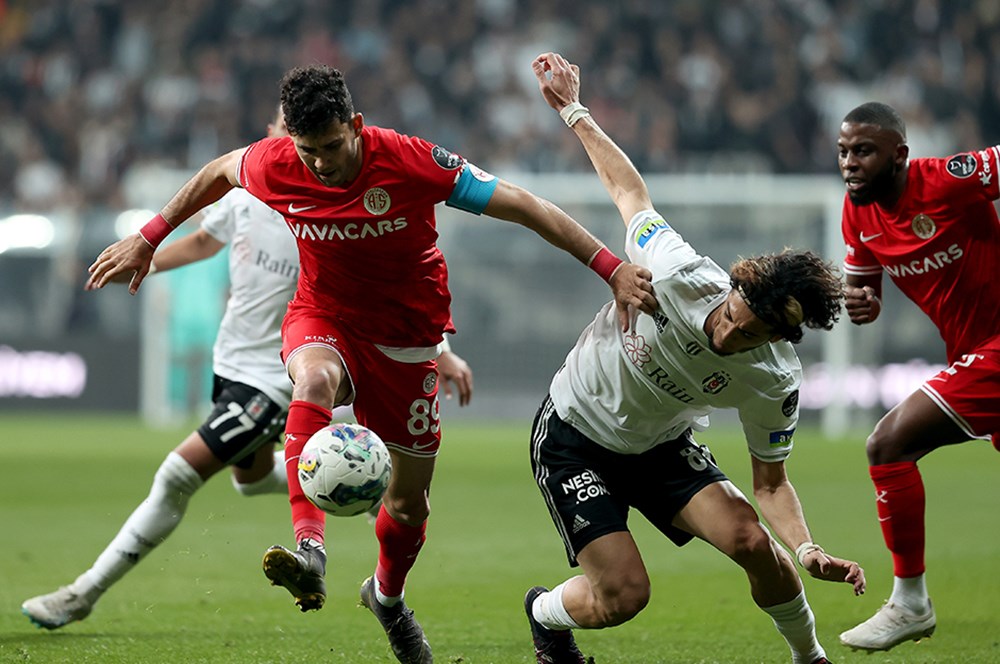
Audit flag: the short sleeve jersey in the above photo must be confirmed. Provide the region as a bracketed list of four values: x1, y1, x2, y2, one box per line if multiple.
[549, 210, 802, 461]
[842, 147, 1000, 362]
[200, 188, 299, 408]
[237, 125, 464, 347]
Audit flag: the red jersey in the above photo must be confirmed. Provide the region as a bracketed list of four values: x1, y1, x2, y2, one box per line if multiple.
[237, 125, 463, 347]
[842, 147, 1000, 362]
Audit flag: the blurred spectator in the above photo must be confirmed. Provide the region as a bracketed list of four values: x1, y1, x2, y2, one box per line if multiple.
[2, 0, 999, 206]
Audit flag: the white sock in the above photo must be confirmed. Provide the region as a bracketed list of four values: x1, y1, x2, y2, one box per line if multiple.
[761, 590, 824, 664]
[374, 583, 403, 607]
[231, 451, 287, 496]
[532, 580, 581, 631]
[889, 574, 930, 614]
[74, 452, 204, 598]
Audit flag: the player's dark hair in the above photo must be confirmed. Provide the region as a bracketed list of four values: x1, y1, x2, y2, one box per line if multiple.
[843, 102, 906, 140]
[279, 65, 354, 137]
[730, 249, 843, 344]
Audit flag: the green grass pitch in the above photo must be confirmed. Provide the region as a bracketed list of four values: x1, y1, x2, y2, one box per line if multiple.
[1, 414, 998, 663]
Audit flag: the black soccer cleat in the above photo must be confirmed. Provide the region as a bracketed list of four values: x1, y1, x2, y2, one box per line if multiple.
[359, 576, 433, 664]
[524, 586, 591, 664]
[262, 540, 327, 612]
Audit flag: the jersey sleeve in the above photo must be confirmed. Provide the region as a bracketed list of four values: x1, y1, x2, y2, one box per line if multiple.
[932, 148, 1000, 203]
[236, 138, 280, 201]
[390, 134, 483, 206]
[199, 192, 237, 244]
[840, 197, 882, 278]
[739, 386, 799, 462]
[624, 209, 700, 273]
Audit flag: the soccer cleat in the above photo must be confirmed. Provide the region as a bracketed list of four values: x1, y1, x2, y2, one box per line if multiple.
[262, 540, 327, 612]
[839, 600, 935, 651]
[524, 586, 591, 664]
[21, 586, 94, 630]
[811, 658, 832, 664]
[359, 576, 433, 664]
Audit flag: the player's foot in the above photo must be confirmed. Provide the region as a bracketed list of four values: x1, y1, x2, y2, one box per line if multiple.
[262, 540, 327, 612]
[21, 586, 94, 629]
[839, 600, 935, 651]
[359, 576, 432, 664]
[524, 586, 591, 664]
[810, 658, 832, 664]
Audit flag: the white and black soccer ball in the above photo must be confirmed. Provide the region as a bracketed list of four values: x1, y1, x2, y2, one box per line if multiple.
[297, 423, 392, 517]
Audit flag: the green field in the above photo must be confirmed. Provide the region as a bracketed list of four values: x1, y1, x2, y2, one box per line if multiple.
[1, 415, 997, 663]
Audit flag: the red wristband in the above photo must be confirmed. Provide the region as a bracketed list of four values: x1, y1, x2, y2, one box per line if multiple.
[588, 246, 624, 283]
[138, 213, 174, 248]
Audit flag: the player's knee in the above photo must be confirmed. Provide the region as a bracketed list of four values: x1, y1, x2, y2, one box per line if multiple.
[594, 577, 650, 626]
[292, 363, 342, 404]
[865, 420, 899, 465]
[726, 521, 775, 570]
[155, 452, 204, 497]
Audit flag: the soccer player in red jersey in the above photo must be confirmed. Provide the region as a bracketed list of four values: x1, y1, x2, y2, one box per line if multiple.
[836, 102, 1000, 652]
[87, 65, 656, 663]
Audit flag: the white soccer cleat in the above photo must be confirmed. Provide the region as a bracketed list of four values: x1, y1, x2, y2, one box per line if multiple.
[839, 600, 935, 651]
[21, 586, 94, 630]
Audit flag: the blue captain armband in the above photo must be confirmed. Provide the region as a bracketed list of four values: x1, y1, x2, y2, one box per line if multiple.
[446, 163, 499, 214]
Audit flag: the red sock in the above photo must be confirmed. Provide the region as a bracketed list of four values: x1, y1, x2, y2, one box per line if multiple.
[285, 400, 331, 545]
[374, 505, 427, 597]
[870, 461, 925, 578]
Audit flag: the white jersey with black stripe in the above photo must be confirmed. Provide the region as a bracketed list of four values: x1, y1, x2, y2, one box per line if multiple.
[548, 210, 801, 461]
[201, 188, 299, 408]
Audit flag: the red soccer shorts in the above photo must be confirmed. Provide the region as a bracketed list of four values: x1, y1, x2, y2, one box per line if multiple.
[919, 343, 1000, 444]
[281, 305, 442, 457]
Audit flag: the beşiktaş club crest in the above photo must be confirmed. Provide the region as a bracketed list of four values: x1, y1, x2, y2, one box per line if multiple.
[363, 187, 391, 215]
[911, 213, 936, 240]
[701, 371, 730, 394]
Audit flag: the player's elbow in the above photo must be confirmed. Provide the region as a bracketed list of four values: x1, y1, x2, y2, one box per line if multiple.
[612, 188, 653, 224]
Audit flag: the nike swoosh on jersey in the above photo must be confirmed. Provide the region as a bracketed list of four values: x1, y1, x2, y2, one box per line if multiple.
[288, 203, 317, 214]
[859, 232, 883, 242]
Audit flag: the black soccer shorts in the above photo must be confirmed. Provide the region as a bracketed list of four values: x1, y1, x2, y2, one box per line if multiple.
[530, 395, 728, 566]
[197, 375, 287, 469]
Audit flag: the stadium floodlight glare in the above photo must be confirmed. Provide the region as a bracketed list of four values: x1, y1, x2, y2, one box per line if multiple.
[114, 209, 158, 240]
[0, 214, 55, 254]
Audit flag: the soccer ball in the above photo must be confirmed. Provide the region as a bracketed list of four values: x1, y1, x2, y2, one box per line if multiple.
[297, 423, 392, 517]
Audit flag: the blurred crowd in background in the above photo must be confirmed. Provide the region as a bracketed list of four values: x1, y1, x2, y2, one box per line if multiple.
[2, 0, 1000, 215]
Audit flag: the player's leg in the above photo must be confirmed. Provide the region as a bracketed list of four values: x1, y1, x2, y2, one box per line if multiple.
[524, 396, 642, 663]
[674, 481, 825, 664]
[231, 443, 287, 496]
[261, 342, 350, 612]
[839, 388, 967, 650]
[359, 455, 435, 664]
[353, 350, 439, 664]
[22, 377, 284, 629]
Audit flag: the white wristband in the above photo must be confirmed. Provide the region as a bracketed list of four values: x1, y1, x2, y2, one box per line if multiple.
[559, 101, 591, 127]
[795, 542, 824, 567]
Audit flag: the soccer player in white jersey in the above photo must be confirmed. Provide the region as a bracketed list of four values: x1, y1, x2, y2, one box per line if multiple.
[523, 53, 866, 664]
[20, 109, 473, 630]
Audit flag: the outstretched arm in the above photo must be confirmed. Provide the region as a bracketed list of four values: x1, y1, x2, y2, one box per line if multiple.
[484, 179, 657, 329]
[86, 148, 244, 294]
[752, 457, 866, 595]
[532, 52, 652, 226]
[102, 228, 226, 285]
